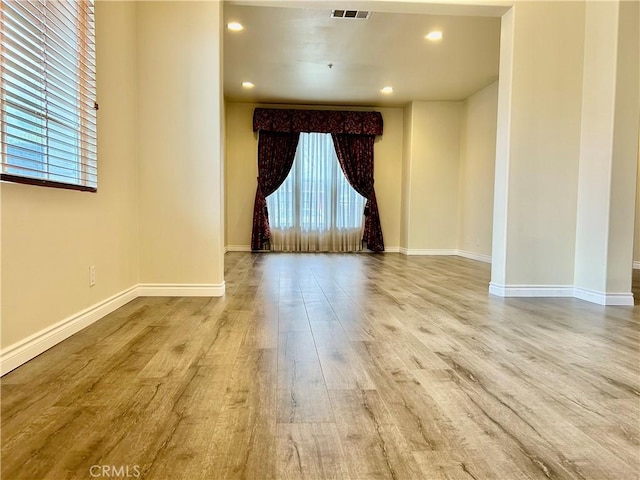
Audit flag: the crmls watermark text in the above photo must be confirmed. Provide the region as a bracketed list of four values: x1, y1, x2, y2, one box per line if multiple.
[89, 465, 141, 478]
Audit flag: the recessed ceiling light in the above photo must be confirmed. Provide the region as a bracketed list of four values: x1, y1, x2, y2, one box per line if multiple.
[227, 22, 244, 31]
[242, 81, 254, 88]
[425, 31, 443, 41]
[381, 86, 393, 94]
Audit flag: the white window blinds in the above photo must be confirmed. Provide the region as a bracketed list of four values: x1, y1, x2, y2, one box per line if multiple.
[0, 0, 97, 191]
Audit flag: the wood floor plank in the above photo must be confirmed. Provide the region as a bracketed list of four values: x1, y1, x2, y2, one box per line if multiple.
[276, 423, 351, 479]
[352, 341, 459, 452]
[280, 300, 312, 333]
[328, 389, 423, 480]
[203, 347, 278, 479]
[311, 322, 375, 390]
[1, 252, 638, 480]
[277, 330, 334, 423]
[277, 360, 333, 424]
[197, 311, 249, 366]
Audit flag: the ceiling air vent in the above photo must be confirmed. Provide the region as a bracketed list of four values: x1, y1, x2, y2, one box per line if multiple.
[331, 10, 371, 19]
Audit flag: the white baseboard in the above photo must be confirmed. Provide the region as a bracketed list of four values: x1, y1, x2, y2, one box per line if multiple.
[573, 287, 634, 306]
[633, 261, 640, 270]
[0, 286, 138, 376]
[1, 281, 226, 376]
[490, 283, 635, 306]
[401, 249, 459, 256]
[489, 282, 574, 298]
[226, 245, 251, 252]
[398, 248, 492, 264]
[456, 250, 492, 264]
[137, 283, 225, 297]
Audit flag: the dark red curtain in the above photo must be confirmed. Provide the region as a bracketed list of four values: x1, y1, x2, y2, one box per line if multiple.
[331, 133, 385, 252]
[251, 131, 300, 250]
[253, 108, 383, 135]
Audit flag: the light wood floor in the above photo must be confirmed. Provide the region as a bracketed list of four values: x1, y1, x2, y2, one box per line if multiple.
[2, 253, 639, 480]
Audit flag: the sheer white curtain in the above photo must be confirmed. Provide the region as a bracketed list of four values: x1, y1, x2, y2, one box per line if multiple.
[266, 132, 366, 252]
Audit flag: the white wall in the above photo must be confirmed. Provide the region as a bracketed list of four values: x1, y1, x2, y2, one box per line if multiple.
[458, 81, 498, 258]
[1, 1, 139, 349]
[136, 1, 225, 288]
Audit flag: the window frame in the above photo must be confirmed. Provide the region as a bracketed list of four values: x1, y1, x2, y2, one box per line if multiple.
[0, 0, 98, 192]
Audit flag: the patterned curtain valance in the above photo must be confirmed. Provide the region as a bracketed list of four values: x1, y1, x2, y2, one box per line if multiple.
[253, 108, 383, 135]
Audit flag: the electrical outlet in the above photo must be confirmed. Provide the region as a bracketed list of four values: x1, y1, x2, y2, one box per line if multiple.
[89, 266, 96, 287]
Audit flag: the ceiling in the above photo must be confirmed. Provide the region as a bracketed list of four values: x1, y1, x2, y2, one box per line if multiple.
[223, 3, 502, 107]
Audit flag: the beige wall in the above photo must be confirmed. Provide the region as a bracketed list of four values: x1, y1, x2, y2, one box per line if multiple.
[635, 142, 640, 264]
[225, 98, 491, 254]
[375, 108, 404, 250]
[574, 1, 619, 292]
[574, 0, 639, 293]
[225, 103, 257, 249]
[2, 0, 226, 353]
[136, 1, 224, 285]
[224, 103, 404, 250]
[400, 94, 497, 255]
[604, 0, 639, 291]
[227, 98, 498, 256]
[1, 1, 139, 348]
[400, 104, 413, 249]
[493, 1, 585, 287]
[404, 102, 463, 251]
[458, 81, 498, 257]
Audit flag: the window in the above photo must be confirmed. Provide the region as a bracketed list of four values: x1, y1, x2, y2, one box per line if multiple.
[267, 132, 366, 251]
[0, 0, 97, 191]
